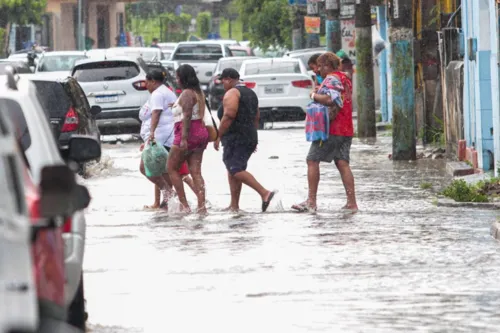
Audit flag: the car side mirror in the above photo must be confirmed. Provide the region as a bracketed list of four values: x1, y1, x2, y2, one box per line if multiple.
[68, 135, 101, 163]
[39, 165, 91, 218]
[90, 105, 101, 116]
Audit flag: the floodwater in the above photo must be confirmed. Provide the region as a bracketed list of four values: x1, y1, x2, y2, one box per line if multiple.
[82, 125, 500, 333]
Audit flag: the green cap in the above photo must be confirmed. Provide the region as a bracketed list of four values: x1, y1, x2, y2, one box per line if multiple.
[336, 49, 348, 59]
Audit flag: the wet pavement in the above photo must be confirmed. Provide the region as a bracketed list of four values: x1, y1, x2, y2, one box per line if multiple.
[82, 124, 500, 332]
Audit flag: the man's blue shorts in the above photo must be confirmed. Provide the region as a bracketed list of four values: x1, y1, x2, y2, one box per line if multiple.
[223, 143, 256, 176]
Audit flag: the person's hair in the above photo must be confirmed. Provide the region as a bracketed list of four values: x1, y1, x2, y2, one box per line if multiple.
[146, 69, 164, 83]
[152, 38, 158, 42]
[308, 53, 322, 65]
[176, 64, 204, 117]
[317, 52, 341, 70]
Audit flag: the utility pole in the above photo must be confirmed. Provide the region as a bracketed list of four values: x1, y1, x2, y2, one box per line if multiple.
[292, 5, 304, 50]
[389, 0, 416, 160]
[355, 0, 376, 138]
[325, 0, 341, 52]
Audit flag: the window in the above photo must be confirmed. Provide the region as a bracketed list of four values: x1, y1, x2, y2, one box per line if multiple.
[73, 61, 140, 82]
[32, 81, 71, 118]
[0, 99, 31, 153]
[173, 45, 224, 61]
[230, 50, 248, 57]
[37, 55, 87, 72]
[244, 61, 301, 75]
[225, 46, 233, 56]
[219, 59, 247, 72]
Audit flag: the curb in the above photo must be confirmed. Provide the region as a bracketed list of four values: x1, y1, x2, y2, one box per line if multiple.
[491, 222, 500, 240]
[436, 198, 500, 210]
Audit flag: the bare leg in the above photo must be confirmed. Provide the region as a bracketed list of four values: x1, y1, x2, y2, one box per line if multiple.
[232, 171, 271, 202]
[182, 175, 196, 195]
[226, 172, 242, 211]
[306, 160, 320, 210]
[187, 151, 206, 214]
[140, 160, 169, 207]
[167, 146, 190, 212]
[335, 160, 358, 210]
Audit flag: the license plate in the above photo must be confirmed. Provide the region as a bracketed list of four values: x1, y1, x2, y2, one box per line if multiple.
[264, 85, 284, 94]
[95, 95, 118, 103]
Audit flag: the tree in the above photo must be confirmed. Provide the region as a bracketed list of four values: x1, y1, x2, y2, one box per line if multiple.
[0, 0, 47, 55]
[196, 11, 211, 38]
[235, 0, 292, 50]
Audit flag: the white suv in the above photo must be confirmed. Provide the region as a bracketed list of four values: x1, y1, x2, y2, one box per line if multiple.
[72, 57, 150, 134]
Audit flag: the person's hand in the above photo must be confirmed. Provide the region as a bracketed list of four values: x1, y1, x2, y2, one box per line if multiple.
[313, 86, 319, 93]
[168, 102, 174, 108]
[180, 138, 188, 150]
[148, 132, 155, 143]
[214, 139, 220, 151]
[140, 143, 145, 151]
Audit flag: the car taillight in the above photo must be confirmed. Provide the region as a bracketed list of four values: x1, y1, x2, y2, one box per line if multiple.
[61, 107, 79, 132]
[243, 82, 256, 89]
[62, 217, 72, 233]
[175, 88, 182, 95]
[133, 80, 148, 91]
[292, 80, 313, 88]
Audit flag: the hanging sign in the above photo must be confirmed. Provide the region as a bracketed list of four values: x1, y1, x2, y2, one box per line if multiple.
[325, 0, 338, 9]
[304, 16, 321, 34]
[307, 2, 319, 15]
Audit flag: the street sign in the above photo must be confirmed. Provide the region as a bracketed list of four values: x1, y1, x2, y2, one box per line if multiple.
[288, 0, 307, 5]
[325, 0, 338, 9]
[305, 16, 321, 34]
[307, 2, 319, 14]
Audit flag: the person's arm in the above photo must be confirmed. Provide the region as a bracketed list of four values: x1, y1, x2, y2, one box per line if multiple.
[178, 89, 196, 148]
[254, 107, 260, 129]
[310, 91, 335, 106]
[218, 88, 239, 138]
[149, 92, 163, 141]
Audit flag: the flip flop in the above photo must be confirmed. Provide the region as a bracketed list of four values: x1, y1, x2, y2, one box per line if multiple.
[262, 191, 276, 212]
[291, 202, 309, 213]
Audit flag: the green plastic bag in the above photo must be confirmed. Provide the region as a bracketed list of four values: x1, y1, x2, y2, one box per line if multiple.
[141, 141, 168, 177]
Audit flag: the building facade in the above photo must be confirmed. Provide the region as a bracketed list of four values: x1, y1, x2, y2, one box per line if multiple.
[461, 0, 500, 173]
[42, 0, 128, 51]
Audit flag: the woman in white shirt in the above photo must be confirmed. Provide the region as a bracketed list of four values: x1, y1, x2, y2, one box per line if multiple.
[140, 70, 194, 209]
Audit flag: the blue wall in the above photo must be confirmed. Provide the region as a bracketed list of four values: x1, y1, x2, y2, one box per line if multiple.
[462, 0, 496, 171]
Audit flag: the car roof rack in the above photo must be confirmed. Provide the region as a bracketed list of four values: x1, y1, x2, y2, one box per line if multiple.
[4, 66, 18, 90]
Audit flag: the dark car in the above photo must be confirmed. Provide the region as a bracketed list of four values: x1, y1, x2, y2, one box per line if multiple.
[137, 58, 180, 95]
[207, 56, 260, 110]
[29, 76, 102, 148]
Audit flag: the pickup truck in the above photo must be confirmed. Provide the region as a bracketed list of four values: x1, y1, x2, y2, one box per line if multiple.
[170, 41, 234, 92]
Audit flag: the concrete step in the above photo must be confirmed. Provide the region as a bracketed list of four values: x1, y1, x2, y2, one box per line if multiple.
[446, 161, 475, 177]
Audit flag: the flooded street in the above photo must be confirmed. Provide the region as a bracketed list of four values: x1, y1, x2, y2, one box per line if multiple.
[82, 125, 500, 332]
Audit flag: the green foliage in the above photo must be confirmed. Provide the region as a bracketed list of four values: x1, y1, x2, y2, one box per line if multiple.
[196, 11, 211, 38]
[235, 0, 292, 50]
[440, 179, 489, 203]
[420, 182, 433, 190]
[126, 12, 192, 44]
[0, 0, 47, 27]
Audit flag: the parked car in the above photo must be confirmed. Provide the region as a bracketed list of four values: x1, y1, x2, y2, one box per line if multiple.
[284, 48, 326, 81]
[239, 58, 313, 127]
[158, 42, 178, 60]
[72, 57, 150, 134]
[0, 70, 100, 331]
[107, 47, 164, 62]
[137, 58, 179, 95]
[0, 60, 33, 74]
[229, 45, 255, 57]
[171, 41, 234, 92]
[207, 56, 260, 110]
[0, 105, 38, 333]
[35, 51, 88, 77]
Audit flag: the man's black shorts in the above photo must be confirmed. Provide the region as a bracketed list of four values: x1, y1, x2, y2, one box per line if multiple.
[223, 143, 256, 176]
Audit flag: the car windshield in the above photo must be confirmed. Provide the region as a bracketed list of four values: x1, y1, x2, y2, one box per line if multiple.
[73, 61, 140, 82]
[173, 45, 223, 61]
[38, 55, 87, 72]
[230, 50, 248, 57]
[218, 59, 247, 73]
[244, 61, 301, 75]
[109, 49, 161, 62]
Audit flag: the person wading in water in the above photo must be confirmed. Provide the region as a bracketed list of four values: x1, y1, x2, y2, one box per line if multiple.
[214, 68, 275, 212]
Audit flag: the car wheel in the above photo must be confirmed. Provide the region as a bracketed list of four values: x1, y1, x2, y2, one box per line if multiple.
[67, 273, 87, 330]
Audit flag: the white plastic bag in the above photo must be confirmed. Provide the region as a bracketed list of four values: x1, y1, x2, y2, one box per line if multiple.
[372, 25, 389, 58]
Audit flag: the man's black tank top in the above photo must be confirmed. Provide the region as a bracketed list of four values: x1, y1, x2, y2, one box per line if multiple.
[221, 85, 258, 147]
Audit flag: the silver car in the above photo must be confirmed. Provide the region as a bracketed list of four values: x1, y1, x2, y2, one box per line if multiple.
[35, 51, 87, 76]
[72, 57, 150, 134]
